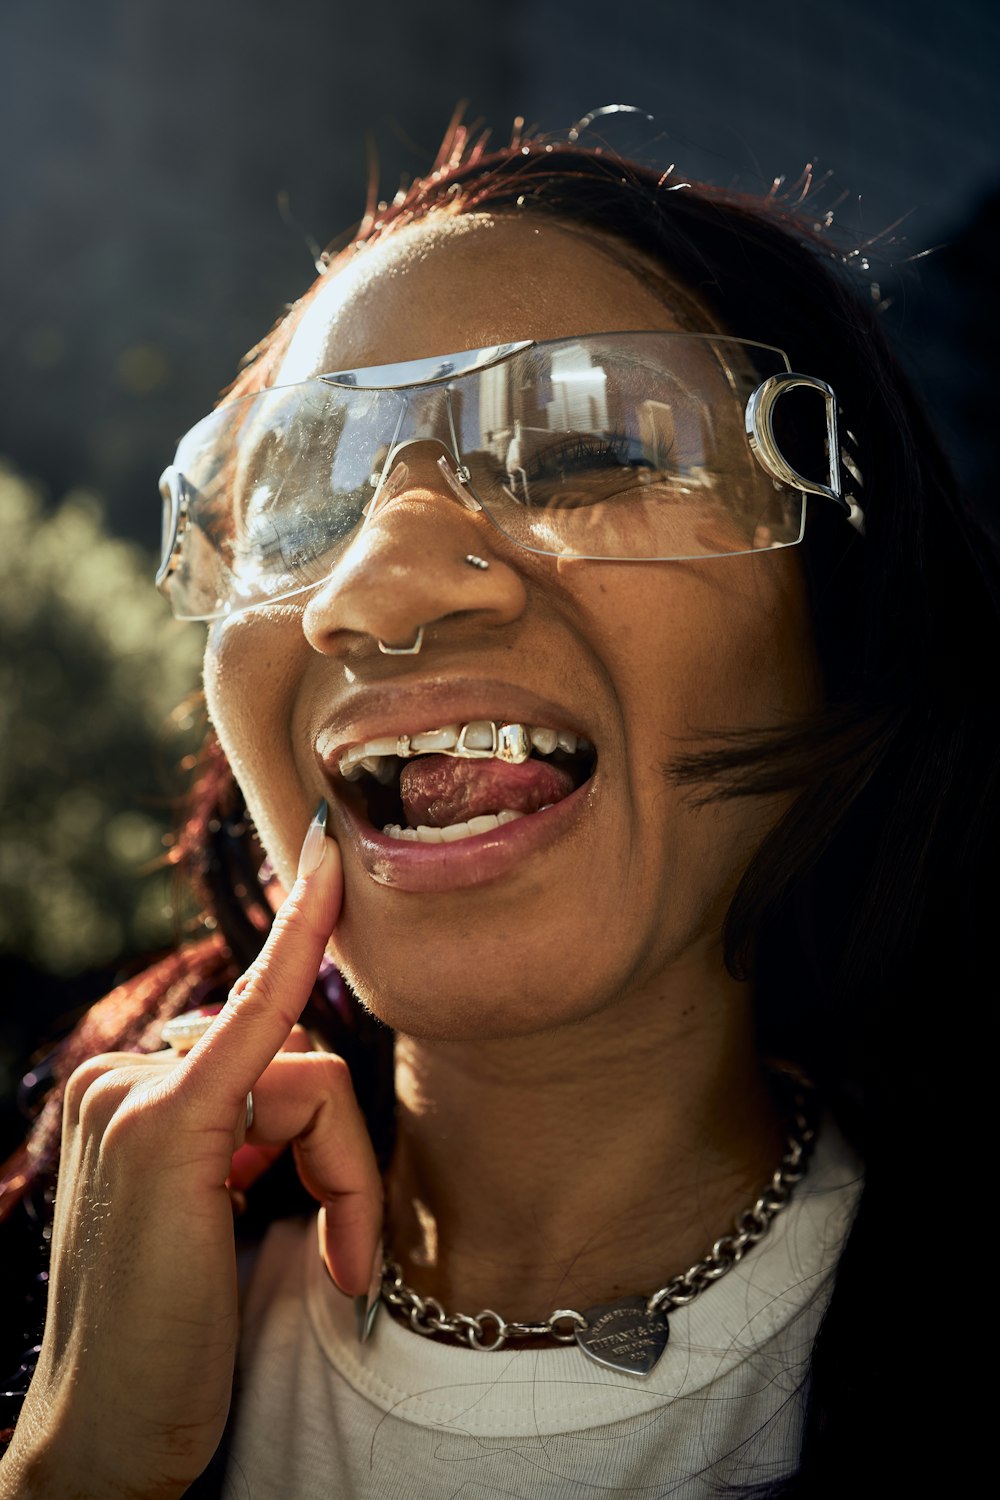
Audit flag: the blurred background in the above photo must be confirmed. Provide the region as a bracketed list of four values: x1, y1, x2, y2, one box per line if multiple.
[1, 0, 998, 1149]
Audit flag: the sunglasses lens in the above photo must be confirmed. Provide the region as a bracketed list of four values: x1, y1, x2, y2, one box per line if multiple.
[455, 336, 804, 561]
[158, 336, 811, 621]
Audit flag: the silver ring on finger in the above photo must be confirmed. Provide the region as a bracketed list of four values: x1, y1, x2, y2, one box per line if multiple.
[160, 1008, 218, 1055]
[245, 1090, 255, 1134]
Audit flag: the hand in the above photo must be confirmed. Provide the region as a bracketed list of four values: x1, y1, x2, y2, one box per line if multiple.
[1, 813, 380, 1500]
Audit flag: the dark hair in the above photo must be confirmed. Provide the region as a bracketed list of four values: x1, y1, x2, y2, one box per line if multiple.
[2, 111, 995, 1494]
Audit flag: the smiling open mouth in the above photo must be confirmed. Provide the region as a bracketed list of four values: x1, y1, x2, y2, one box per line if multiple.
[335, 721, 597, 844]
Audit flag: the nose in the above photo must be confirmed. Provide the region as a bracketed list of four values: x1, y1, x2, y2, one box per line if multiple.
[300, 446, 528, 656]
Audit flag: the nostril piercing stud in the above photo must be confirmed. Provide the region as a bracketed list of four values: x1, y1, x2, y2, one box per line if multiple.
[465, 554, 490, 570]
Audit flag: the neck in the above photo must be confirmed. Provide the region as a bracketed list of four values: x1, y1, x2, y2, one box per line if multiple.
[384, 959, 785, 1319]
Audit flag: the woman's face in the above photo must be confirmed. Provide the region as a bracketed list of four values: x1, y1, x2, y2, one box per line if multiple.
[203, 211, 822, 1040]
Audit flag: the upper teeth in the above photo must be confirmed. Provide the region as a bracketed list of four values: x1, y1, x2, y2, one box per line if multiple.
[337, 721, 589, 780]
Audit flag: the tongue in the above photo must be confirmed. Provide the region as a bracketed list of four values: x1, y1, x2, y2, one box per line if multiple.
[399, 754, 576, 829]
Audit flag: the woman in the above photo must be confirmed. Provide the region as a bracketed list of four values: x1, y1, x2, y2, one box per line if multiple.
[0, 114, 993, 1498]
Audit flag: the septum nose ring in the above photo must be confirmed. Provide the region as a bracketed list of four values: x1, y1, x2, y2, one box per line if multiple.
[378, 626, 425, 655]
[375, 553, 491, 655]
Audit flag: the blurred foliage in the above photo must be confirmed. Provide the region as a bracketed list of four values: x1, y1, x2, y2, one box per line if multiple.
[0, 461, 204, 976]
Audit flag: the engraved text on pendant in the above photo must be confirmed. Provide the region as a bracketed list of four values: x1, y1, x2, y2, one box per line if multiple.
[575, 1296, 669, 1376]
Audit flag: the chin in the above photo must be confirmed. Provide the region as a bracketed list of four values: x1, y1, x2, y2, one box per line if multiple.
[332, 938, 619, 1043]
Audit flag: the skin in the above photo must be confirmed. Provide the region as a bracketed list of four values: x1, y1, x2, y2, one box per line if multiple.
[205, 212, 823, 1313]
[0, 212, 824, 1498]
[208, 212, 819, 1039]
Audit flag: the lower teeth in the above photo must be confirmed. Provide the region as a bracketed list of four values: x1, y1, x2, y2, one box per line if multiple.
[382, 808, 530, 842]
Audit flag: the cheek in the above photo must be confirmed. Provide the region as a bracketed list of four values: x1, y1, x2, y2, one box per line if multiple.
[636, 556, 821, 734]
[202, 619, 312, 874]
[204, 628, 291, 767]
[608, 558, 819, 948]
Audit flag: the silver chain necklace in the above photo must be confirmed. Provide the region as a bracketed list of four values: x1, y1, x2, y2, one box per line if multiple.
[378, 1073, 817, 1377]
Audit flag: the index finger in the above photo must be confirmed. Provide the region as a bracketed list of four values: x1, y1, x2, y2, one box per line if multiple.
[181, 802, 342, 1116]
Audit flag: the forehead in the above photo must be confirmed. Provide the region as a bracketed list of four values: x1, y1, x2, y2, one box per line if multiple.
[274, 212, 704, 385]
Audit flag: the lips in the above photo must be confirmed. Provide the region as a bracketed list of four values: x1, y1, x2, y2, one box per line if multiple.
[339, 773, 598, 892]
[314, 677, 600, 891]
[322, 723, 592, 834]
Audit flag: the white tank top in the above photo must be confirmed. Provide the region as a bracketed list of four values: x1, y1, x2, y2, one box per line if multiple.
[227, 1120, 861, 1498]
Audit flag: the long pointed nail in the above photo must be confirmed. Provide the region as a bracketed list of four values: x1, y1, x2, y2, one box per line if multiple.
[297, 799, 329, 880]
[355, 1238, 383, 1345]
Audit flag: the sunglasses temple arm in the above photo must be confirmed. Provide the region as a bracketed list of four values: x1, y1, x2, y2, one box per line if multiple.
[746, 374, 865, 535]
